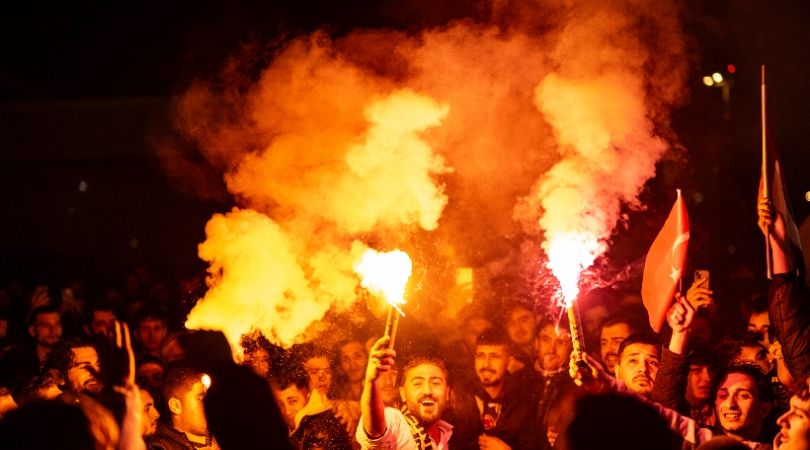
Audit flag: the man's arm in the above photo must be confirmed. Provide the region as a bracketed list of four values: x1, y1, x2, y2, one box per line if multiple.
[570, 352, 713, 446]
[361, 337, 395, 439]
[758, 196, 810, 381]
[651, 295, 696, 414]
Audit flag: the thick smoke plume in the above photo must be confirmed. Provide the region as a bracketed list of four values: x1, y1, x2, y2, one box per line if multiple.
[163, 0, 689, 347]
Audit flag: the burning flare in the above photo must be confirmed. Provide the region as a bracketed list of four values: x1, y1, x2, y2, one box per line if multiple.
[354, 247, 413, 314]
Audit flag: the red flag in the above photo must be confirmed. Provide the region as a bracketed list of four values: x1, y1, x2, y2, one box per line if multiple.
[641, 190, 690, 332]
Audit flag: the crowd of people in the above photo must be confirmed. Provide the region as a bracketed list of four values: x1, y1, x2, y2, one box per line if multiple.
[0, 198, 807, 450]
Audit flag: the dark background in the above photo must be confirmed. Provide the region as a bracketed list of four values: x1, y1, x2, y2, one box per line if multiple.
[1, 0, 808, 299]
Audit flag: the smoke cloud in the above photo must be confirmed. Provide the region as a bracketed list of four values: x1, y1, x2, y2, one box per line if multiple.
[161, 0, 689, 347]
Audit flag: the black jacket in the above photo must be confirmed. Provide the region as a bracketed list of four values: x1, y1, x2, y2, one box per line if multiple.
[448, 374, 541, 450]
[769, 271, 810, 381]
[650, 348, 691, 416]
[146, 423, 202, 450]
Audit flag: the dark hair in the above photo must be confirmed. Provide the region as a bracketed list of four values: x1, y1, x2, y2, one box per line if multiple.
[163, 360, 203, 403]
[44, 338, 97, 381]
[136, 355, 165, 370]
[83, 301, 118, 323]
[688, 347, 714, 368]
[270, 363, 309, 393]
[400, 356, 448, 387]
[28, 305, 60, 326]
[743, 295, 769, 318]
[290, 343, 332, 365]
[475, 327, 511, 348]
[617, 333, 661, 360]
[711, 362, 773, 404]
[599, 312, 644, 335]
[134, 304, 168, 328]
[713, 332, 767, 372]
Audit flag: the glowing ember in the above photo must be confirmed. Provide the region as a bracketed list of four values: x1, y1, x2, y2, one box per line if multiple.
[354, 248, 412, 314]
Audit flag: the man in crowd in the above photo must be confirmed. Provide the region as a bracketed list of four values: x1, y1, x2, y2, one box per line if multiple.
[685, 350, 715, 427]
[572, 352, 776, 447]
[504, 304, 537, 372]
[0, 305, 63, 391]
[272, 365, 353, 450]
[83, 302, 118, 341]
[745, 295, 772, 347]
[357, 336, 453, 449]
[530, 317, 576, 440]
[334, 339, 368, 401]
[148, 361, 218, 450]
[450, 328, 538, 450]
[134, 306, 169, 359]
[45, 338, 103, 395]
[140, 386, 161, 438]
[598, 312, 642, 375]
[614, 333, 661, 398]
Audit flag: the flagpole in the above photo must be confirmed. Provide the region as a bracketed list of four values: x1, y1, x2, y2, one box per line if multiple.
[676, 189, 684, 294]
[762, 65, 773, 279]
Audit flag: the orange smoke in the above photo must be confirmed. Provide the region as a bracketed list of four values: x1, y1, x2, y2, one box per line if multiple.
[163, 0, 689, 346]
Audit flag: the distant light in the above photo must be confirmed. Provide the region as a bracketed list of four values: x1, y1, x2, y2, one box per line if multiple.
[129, 238, 139, 249]
[201, 374, 212, 389]
[702, 76, 714, 87]
[692, 192, 704, 204]
[727, 64, 736, 74]
[712, 72, 724, 83]
[727, 245, 736, 255]
[78, 180, 88, 192]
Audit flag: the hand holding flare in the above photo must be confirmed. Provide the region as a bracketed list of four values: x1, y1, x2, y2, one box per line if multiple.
[354, 248, 413, 349]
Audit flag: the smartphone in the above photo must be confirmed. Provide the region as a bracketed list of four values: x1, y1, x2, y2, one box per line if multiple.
[694, 270, 710, 289]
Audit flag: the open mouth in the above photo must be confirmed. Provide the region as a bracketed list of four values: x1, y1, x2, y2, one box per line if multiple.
[722, 412, 742, 421]
[420, 399, 436, 407]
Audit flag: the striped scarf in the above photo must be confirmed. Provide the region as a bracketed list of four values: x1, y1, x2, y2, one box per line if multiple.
[400, 404, 435, 450]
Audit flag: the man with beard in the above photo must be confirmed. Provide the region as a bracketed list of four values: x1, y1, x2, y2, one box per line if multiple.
[0, 306, 63, 393]
[573, 354, 775, 448]
[449, 328, 539, 450]
[358, 336, 452, 450]
[529, 319, 576, 449]
[598, 313, 644, 375]
[45, 338, 103, 395]
[614, 333, 661, 398]
[140, 386, 161, 438]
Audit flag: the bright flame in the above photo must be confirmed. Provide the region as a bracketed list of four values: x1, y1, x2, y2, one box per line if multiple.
[354, 248, 413, 314]
[711, 72, 723, 83]
[546, 233, 601, 306]
[201, 374, 212, 389]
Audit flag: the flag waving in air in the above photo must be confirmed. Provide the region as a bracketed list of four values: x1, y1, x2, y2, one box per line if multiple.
[641, 190, 690, 332]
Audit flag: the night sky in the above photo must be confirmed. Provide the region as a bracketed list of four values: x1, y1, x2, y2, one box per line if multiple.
[1, 0, 808, 296]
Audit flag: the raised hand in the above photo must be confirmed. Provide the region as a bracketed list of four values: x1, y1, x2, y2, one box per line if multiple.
[685, 279, 713, 310]
[667, 295, 696, 334]
[365, 336, 396, 384]
[568, 351, 607, 392]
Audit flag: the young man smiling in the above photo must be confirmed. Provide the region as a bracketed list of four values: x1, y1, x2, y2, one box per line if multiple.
[357, 336, 453, 450]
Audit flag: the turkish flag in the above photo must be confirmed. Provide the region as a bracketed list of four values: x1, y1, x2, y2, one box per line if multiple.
[641, 190, 690, 332]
